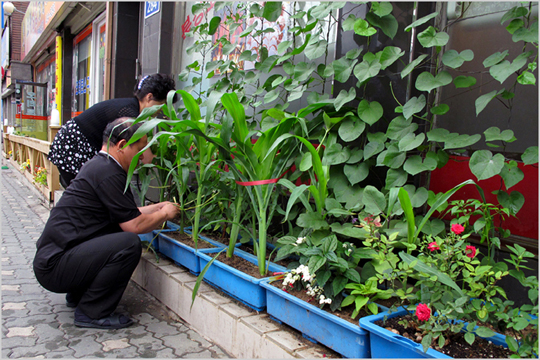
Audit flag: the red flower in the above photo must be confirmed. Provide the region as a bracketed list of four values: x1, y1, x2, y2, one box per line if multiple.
[427, 242, 440, 251]
[416, 303, 431, 322]
[451, 223, 465, 235]
[465, 245, 477, 258]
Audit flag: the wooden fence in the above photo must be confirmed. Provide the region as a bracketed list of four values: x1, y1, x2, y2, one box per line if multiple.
[3, 126, 61, 204]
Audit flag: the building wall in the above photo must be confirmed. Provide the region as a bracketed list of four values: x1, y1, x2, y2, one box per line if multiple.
[8, 2, 28, 61]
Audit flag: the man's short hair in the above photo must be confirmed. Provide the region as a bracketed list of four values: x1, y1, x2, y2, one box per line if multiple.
[102, 117, 144, 146]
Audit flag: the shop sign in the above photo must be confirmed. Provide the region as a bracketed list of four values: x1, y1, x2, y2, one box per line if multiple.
[21, 2, 64, 60]
[145, 2, 160, 19]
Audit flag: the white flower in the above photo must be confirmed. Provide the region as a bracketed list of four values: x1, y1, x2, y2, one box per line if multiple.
[296, 237, 306, 244]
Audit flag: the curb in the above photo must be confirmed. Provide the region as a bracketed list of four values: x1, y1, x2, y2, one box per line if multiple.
[132, 252, 335, 358]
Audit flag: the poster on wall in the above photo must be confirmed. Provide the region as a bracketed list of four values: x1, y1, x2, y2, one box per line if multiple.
[21, 2, 64, 60]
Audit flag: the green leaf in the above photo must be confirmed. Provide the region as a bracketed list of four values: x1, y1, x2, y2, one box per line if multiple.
[506, 18, 525, 34]
[262, 2, 282, 22]
[497, 190, 525, 215]
[379, 46, 405, 70]
[517, 71, 536, 85]
[442, 49, 474, 68]
[512, 21, 538, 43]
[354, 59, 382, 84]
[339, 118, 365, 142]
[333, 275, 348, 296]
[344, 162, 370, 186]
[399, 133, 426, 152]
[475, 90, 503, 116]
[454, 75, 477, 88]
[363, 185, 386, 215]
[401, 54, 428, 79]
[421, 218, 445, 236]
[342, 14, 357, 31]
[386, 116, 418, 140]
[372, 2, 393, 17]
[464, 332, 476, 345]
[264, 89, 280, 104]
[364, 141, 385, 160]
[490, 53, 530, 84]
[294, 62, 317, 82]
[305, 39, 328, 60]
[405, 12, 438, 32]
[334, 88, 356, 112]
[400, 252, 463, 295]
[308, 255, 327, 274]
[331, 222, 370, 239]
[403, 155, 437, 175]
[483, 50, 509, 68]
[333, 57, 358, 83]
[385, 168, 408, 189]
[501, 6, 528, 25]
[366, 12, 398, 39]
[430, 104, 450, 115]
[500, 162, 524, 189]
[358, 100, 383, 125]
[354, 18, 377, 37]
[416, 71, 452, 93]
[297, 211, 329, 230]
[522, 146, 538, 164]
[475, 326, 496, 338]
[469, 150, 505, 181]
[208, 16, 221, 36]
[417, 26, 449, 48]
[444, 134, 482, 150]
[402, 95, 426, 120]
[323, 143, 350, 165]
[484, 127, 515, 142]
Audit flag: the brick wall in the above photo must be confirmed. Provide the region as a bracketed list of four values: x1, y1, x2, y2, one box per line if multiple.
[9, 1, 29, 61]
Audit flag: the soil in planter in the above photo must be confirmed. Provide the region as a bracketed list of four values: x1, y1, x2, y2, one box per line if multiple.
[375, 314, 513, 358]
[237, 244, 292, 269]
[164, 231, 216, 249]
[214, 252, 284, 279]
[270, 280, 371, 326]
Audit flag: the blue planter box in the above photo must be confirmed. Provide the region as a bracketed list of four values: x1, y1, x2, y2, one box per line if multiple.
[197, 248, 287, 311]
[359, 308, 508, 358]
[157, 230, 225, 275]
[138, 232, 159, 251]
[260, 279, 374, 358]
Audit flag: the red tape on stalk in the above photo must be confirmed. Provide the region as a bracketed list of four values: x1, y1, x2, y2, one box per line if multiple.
[235, 178, 279, 186]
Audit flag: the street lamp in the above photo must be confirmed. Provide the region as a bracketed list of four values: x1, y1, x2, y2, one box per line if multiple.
[3, 2, 25, 16]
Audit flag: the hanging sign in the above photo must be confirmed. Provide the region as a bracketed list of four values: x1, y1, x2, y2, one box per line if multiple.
[145, 2, 160, 19]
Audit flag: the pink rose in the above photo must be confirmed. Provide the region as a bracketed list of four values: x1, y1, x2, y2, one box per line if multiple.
[416, 303, 431, 321]
[451, 223, 465, 235]
[428, 242, 440, 251]
[465, 245, 477, 258]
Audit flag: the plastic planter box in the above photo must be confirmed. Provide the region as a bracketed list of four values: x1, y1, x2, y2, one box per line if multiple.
[157, 230, 225, 275]
[138, 232, 159, 250]
[260, 279, 375, 358]
[359, 308, 508, 358]
[197, 248, 287, 311]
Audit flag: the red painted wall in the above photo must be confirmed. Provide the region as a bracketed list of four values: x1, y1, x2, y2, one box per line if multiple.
[429, 156, 538, 240]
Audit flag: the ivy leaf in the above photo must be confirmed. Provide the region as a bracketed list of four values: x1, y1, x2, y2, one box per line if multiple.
[346, 47, 363, 60]
[342, 14, 357, 31]
[405, 12, 438, 32]
[277, 41, 291, 54]
[415, 71, 452, 93]
[402, 95, 426, 120]
[454, 75, 477, 88]
[354, 18, 377, 37]
[497, 190, 525, 215]
[489, 52, 530, 84]
[442, 49, 474, 68]
[353, 59, 382, 84]
[297, 212, 330, 230]
[484, 127, 516, 142]
[371, 2, 393, 17]
[512, 21, 538, 43]
[363, 185, 386, 215]
[322, 143, 349, 165]
[379, 46, 405, 70]
[401, 54, 428, 79]
[517, 71, 536, 85]
[344, 162, 370, 186]
[506, 18, 525, 34]
[483, 50, 509, 68]
[334, 88, 356, 112]
[366, 12, 398, 39]
[264, 89, 280, 104]
[386, 116, 418, 140]
[421, 218, 445, 236]
[444, 134, 481, 150]
[358, 100, 384, 125]
[364, 141, 385, 160]
[294, 62, 317, 82]
[399, 133, 426, 152]
[262, 1, 282, 22]
[430, 104, 450, 115]
[469, 150, 505, 181]
[339, 118, 366, 142]
[475, 90, 503, 116]
[417, 26, 449, 48]
[333, 57, 358, 83]
[500, 162, 524, 189]
[500, 6, 528, 24]
[305, 39, 328, 60]
[385, 168, 408, 189]
[522, 146, 538, 165]
[403, 155, 437, 175]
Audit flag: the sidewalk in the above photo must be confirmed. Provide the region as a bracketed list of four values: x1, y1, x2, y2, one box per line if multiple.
[1, 157, 230, 358]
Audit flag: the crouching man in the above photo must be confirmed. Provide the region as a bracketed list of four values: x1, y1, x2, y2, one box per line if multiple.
[33, 117, 179, 329]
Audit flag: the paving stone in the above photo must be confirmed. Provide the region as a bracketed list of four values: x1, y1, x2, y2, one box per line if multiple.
[183, 349, 214, 358]
[33, 323, 68, 349]
[186, 329, 214, 347]
[2, 302, 26, 311]
[1, 335, 38, 348]
[162, 332, 208, 356]
[67, 336, 103, 358]
[5, 326, 34, 337]
[102, 338, 131, 352]
[3, 314, 58, 328]
[43, 349, 77, 358]
[145, 321, 182, 337]
[208, 345, 231, 358]
[6, 342, 57, 358]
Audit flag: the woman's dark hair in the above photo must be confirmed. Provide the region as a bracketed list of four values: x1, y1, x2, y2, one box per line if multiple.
[133, 73, 178, 103]
[102, 117, 144, 146]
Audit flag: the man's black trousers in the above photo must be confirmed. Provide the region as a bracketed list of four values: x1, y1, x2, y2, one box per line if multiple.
[34, 232, 142, 319]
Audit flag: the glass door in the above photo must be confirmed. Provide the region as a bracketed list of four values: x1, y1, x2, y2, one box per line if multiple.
[91, 15, 107, 106]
